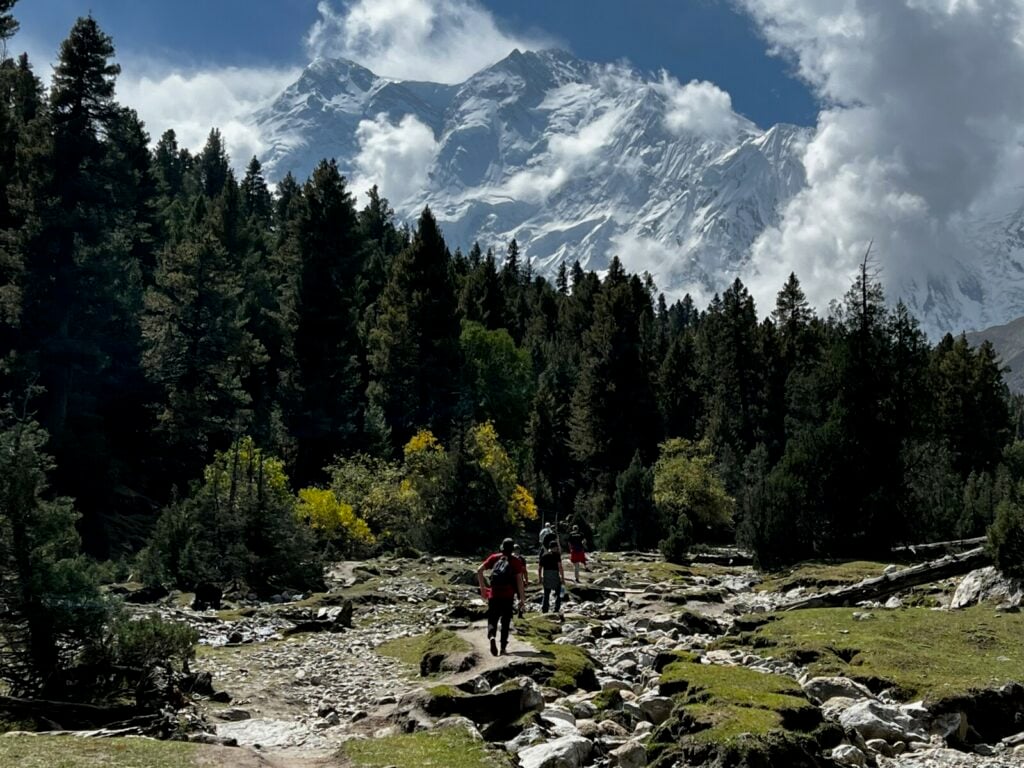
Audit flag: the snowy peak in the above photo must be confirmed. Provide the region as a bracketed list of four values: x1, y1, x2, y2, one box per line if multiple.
[252, 51, 1024, 337]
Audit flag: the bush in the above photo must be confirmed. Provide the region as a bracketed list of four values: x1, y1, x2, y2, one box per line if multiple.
[659, 514, 692, 564]
[297, 487, 375, 556]
[110, 613, 197, 672]
[139, 437, 323, 594]
[989, 498, 1024, 579]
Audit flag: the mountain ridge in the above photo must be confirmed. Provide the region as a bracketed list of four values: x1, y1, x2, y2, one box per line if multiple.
[253, 49, 1024, 338]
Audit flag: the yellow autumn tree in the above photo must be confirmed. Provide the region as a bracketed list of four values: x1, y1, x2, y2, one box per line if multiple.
[296, 487, 375, 555]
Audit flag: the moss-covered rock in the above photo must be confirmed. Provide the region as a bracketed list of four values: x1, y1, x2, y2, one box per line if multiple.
[648, 657, 837, 768]
[517, 615, 599, 692]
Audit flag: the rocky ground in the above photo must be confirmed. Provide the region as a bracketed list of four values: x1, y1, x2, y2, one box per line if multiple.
[112, 552, 1024, 768]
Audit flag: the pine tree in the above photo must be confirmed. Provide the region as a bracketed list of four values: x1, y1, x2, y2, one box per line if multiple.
[367, 208, 461, 451]
[0, 405, 108, 696]
[290, 160, 364, 485]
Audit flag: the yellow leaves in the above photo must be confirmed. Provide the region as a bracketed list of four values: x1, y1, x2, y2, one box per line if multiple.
[404, 429, 443, 459]
[296, 487, 374, 546]
[509, 484, 538, 523]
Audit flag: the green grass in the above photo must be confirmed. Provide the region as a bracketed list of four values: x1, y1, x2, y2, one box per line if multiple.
[376, 629, 472, 670]
[341, 728, 510, 767]
[517, 615, 596, 691]
[754, 561, 889, 594]
[0, 736, 200, 768]
[730, 605, 1024, 701]
[658, 658, 818, 744]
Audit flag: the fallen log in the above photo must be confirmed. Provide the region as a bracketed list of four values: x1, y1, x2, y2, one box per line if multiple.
[0, 695, 146, 730]
[891, 536, 986, 558]
[782, 546, 991, 611]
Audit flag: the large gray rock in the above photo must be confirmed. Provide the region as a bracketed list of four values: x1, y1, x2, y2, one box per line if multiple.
[637, 694, 673, 725]
[951, 567, 1024, 609]
[831, 744, 867, 767]
[518, 734, 594, 768]
[839, 700, 928, 744]
[802, 676, 876, 705]
[611, 739, 647, 768]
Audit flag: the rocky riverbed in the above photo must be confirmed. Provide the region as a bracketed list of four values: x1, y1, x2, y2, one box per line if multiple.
[126, 552, 1024, 768]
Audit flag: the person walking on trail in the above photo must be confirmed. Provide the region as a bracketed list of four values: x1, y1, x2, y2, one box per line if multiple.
[538, 541, 566, 614]
[477, 537, 527, 656]
[567, 525, 589, 582]
[512, 543, 529, 586]
[539, 522, 557, 555]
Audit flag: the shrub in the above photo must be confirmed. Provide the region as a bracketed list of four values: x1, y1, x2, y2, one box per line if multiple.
[989, 498, 1024, 579]
[110, 613, 197, 672]
[297, 487, 375, 556]
[140, 437, 323, 594]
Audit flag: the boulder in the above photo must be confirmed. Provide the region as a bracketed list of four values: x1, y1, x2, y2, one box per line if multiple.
[518, 734, 594, 768]
[637, 694, 673, 725]
[951, 567, 1024, 609]
[838, 700, 927, 744]
[421, 676, 543, 725]
[831, 744, 867, 767]
[802, 676, 875, 705]
[610, 739, 647, 768]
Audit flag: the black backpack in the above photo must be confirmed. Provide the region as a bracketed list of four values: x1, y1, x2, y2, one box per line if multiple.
[490, 555, 514, 588]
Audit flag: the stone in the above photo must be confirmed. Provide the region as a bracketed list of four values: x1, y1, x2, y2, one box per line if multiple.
[602, 680, 633, 694]
[831, 744, 866, 767]
[951, 567, 1024, 609]
[633, 721, 653, 736]
[802, 676, 875, 705]
[864, 738, 893, 757]
[506, 724, 548, 753]
[215, 707, 252, 722]
[518, 734, 594, 768]
[610, 739, 647, 768]
[571, 700, 598, 720]
[839, 700, 927, 744]
[637, 694, 673, 725]
[598, 720, 630, 737]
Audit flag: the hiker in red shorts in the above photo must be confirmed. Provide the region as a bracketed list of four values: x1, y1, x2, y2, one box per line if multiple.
[567, 524, 589, 582]
[476, 537, 527, 656]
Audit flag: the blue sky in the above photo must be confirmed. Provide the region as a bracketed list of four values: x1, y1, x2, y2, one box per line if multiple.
[16, 0, 817, 129]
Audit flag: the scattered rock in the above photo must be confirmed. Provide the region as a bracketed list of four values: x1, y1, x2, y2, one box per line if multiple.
[518, 734, 594, 768]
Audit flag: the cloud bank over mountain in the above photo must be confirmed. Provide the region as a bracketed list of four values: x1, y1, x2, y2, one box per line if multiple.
[739, 0, 1024, 326]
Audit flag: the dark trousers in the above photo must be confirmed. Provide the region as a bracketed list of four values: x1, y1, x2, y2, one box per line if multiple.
[487, 596, 514, 646]
[541, 571, 561, 613]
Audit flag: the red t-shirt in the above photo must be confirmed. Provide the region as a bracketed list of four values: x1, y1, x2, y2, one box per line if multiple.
[481, 553, 526, 600]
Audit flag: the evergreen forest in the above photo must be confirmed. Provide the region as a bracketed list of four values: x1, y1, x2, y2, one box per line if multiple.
[3, 5, 1024, 654]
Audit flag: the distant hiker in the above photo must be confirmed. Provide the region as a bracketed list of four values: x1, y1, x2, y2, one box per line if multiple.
[539, 522, 556, 551]
[477, 537, 527, 656]
[512, 543, 528, 586]
[568, 525, 589, 582]
[538, 542, 566, 614]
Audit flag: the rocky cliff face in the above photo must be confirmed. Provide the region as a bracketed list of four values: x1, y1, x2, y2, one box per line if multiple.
[254, 49, 1024, 339]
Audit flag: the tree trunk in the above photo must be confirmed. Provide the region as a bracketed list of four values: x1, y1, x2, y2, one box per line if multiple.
[782, 546, 990, 611]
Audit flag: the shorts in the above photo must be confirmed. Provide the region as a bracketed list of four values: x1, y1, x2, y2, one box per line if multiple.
[569, 548, 586, 564]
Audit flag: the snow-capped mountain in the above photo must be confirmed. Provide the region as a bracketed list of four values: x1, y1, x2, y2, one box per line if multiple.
[253, 49, 1024, 337]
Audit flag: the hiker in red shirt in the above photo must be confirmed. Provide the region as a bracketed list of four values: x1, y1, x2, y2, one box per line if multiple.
[476, 537, 527, 656]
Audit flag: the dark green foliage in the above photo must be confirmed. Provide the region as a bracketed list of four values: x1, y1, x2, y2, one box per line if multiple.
[367, 207, 461, 451]
[0, 407, 110, 697]
[139, 437, 322, 594]
[597, 450, 656, 550]
[989, 498, 1024, 579]
[108, 612, 197, 672]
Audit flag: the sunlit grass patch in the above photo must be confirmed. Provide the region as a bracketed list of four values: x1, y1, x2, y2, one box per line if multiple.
[340, 727, 511, 767]
[730, 605, 1024, 701]
[0, 735, 199, 768]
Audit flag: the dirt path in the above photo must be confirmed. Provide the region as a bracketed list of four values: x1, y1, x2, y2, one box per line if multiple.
[444, 617, 545, 687]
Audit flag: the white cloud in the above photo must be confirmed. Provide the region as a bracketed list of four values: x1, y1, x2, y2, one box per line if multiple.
[116, 64, 298, 168]
[305, 0, 551, 83]
[738, 0, 1024, 320]
[501, 105, 626, 202]
[659, 75, 742, 138]
[351, 113, 440, 205]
